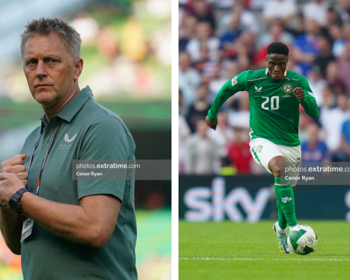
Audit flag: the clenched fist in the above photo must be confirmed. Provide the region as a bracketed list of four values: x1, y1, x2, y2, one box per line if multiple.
[1, 154, 28, 186]
[293, 87, 305, 101]
[205, 116, 217, 130]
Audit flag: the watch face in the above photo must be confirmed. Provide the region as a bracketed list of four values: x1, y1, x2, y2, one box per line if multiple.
[9, 190, 25, 214]
[9, 199, 18, 212]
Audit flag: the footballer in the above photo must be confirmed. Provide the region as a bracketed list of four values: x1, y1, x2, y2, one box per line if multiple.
[205, 42, 319, 254]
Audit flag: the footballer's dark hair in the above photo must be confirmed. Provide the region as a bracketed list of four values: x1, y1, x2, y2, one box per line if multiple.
[21, 17, 81, 61]
[266, 42, 289, 56]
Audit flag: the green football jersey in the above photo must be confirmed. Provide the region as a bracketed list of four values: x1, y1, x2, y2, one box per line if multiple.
[208, 68, 319, 146]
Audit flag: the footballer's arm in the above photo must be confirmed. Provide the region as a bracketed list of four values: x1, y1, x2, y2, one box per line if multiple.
[297, 77, 319, 119]
[206, 72, 247, 128]
[207, 80, 235, 122]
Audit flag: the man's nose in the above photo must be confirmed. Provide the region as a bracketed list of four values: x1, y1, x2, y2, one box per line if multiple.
[36, 60, 47, 78]
[273, 65, 281, 72]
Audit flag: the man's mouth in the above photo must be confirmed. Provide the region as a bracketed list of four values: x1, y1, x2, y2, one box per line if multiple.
[35, 84, 51, 88]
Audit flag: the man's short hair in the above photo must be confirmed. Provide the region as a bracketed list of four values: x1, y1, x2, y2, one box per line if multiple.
[266, 42, 289, 56]
[20, 17, 81, 61]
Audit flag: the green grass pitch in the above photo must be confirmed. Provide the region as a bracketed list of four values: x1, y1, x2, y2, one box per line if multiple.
[179, 220, 350, 280]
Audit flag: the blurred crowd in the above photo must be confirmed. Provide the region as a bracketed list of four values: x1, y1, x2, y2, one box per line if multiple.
[71, 2, 171, 98]
[179, 0, 350, 175]
[70, 9, 170, 98]
[0, 0, 171, 101]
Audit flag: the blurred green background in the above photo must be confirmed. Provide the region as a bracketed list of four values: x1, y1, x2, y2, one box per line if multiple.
[0, 0, 171, 279]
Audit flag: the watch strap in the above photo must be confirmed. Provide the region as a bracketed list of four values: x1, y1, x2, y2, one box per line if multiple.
[16, 188, 28, 197]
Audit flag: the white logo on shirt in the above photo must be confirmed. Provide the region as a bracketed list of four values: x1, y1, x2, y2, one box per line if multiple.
[255, 86, 262, 92]
[64, 133, 77, 143]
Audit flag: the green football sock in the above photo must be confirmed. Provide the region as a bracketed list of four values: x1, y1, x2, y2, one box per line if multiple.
[277, 200, 287, 230]
[274, 177, 298, 227]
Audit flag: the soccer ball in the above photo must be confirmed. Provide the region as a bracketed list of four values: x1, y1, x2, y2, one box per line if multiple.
[287, 225, 317, 255]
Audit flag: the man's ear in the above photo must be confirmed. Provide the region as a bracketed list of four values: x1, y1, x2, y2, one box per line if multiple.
[73, 58, 84, 81]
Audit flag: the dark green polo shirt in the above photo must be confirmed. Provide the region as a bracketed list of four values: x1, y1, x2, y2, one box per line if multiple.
[20, 86, 137, 280]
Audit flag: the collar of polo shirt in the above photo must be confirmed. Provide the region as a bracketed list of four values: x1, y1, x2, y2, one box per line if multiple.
[39, 86, 93, 126]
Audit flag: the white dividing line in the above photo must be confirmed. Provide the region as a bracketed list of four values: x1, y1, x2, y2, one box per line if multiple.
[179, 257, 350, 262]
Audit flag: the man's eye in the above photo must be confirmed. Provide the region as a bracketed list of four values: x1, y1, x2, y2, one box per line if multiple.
[28, 60, 36, 65]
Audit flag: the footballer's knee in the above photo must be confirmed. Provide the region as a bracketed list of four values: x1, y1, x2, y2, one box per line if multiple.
[268, 156, 287, 178]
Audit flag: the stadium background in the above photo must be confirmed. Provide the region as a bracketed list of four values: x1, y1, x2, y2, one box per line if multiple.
[179, 0, 350, 219]
[179, 0, 350, 279]
[0, 0, 171, 279]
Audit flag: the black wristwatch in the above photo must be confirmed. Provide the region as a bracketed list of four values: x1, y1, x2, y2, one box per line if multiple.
[9, 188, 28, 214]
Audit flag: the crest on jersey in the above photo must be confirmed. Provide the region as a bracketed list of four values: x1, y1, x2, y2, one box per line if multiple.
[231, 76, 238, 86]
[282, 83, 293, 94]
[258, 145, 263, 153]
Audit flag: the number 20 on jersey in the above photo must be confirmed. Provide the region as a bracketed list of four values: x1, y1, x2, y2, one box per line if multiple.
[261, 96, 279, 110]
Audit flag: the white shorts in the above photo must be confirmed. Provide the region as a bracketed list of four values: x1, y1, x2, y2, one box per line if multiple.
[249, 138, 301, 186]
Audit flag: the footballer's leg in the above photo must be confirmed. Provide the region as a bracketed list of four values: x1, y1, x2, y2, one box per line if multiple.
[249, 139, 291, 253]
[273, 199, 289, 254]
[268, 155, 299, 254]
[268, 156, 297, 254]
[277, 144, 301, 226]
[268, 156, 298, 230]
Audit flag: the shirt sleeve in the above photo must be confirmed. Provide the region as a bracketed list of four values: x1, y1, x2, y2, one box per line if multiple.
[77, 115, 134, 202]
[299, 75, 319, 119]
[208, 71, 248, 121]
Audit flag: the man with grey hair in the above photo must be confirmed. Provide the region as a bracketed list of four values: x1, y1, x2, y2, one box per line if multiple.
[0, 18, 137, 280]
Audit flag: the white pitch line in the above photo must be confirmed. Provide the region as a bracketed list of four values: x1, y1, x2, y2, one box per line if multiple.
[179, 257, 350, 262]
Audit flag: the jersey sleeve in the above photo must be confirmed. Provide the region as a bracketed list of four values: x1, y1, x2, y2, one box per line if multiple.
[208, 71, 249, 121]
[299, 75, 319, 119]
[77, 116, 134, 202]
